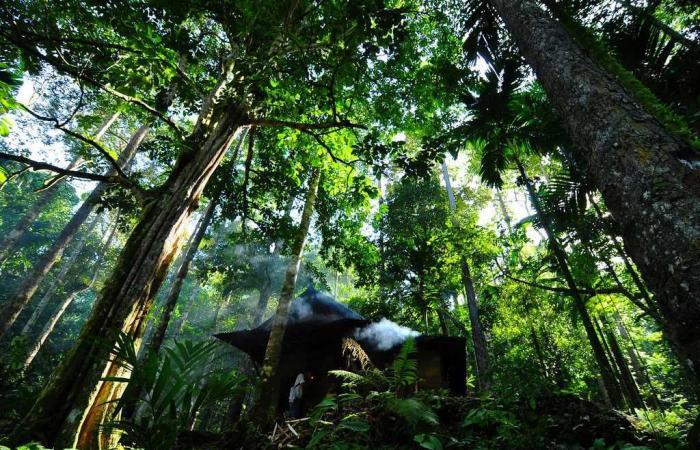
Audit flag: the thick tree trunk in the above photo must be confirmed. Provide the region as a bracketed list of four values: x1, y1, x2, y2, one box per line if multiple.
[13, 95, 247, 448]
[23, 218, 119, 369]
[148, 199, 217, 355]
[489, 0, 700, 380]
[516, 158, 624, 407]
[0, 123, 150, 340]
[441, 160, 490, 390]
[0, 113, 119, 266]
[252, 167, 321, 425]
[20, 216, 102, 335]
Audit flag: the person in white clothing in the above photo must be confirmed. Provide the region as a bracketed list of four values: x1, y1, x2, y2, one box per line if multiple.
[288, 371, 309, 419]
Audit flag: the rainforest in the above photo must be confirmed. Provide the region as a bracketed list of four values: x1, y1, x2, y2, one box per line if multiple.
[0, 0, 699, 449]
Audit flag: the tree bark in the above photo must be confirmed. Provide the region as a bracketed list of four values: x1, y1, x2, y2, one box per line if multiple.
[441, 160, 490, 390]
[488, 0, 700, 380]
[0, 122, 150, 340]
[13, 89, 247, 448]
[148, 199, 217, 355]
[20, 216, 102, 336]
[0, 112, 119, 266]
[516, 158, 624, 407]
[23, 217, 119, 369]
[252, 167, 321, 425]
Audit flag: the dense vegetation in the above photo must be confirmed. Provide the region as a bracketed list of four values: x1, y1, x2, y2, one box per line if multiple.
[0, 0, 698, 448]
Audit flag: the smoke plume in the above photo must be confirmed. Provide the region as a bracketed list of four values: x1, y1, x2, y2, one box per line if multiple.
[354, 318, 420, 351]
[290, 299, 313, 320]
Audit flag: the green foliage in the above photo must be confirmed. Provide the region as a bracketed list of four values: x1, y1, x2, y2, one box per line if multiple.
[414, 433, 443, 449]
[103, 333, 245, 450]
[389, 336, 418, 390]
[555, 5, 700, 150]
[0, 0, 696, 448]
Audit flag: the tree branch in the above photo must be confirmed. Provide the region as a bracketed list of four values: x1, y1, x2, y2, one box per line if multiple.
[1, 31, 183, 135]
[0, 152, 149, 203]
[20, 104, 129, 180]
[499, 269, 632, 297]
[0, 151, 114, 183]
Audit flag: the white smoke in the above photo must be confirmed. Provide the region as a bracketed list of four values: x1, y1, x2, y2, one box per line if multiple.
[354, 318, 420, 351]
[290, 300, 313, 319]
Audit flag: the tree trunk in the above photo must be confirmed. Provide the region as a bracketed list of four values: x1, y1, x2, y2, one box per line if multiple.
[0, 122, 150, 340]
[174, 286, 199, 339]
[441, 160, 490, 390]
[13, 89, 247, 448]
[148, 198, 217, 355]
[516, 158, 624, 407]
[23, 218, 119, 369]
[252, 197, 293, 326]
[252, 167, 321, 425]
[600, 316, 645, 410]
[489, 0, 700, 380]
[20, 216, 102, 336]
[0, 113, 119, 267]
[495, 190, 512, 232]
[612, 311, 663, 409]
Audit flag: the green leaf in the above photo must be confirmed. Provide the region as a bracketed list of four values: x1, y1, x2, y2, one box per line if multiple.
[339, 415, 370, 433]
[414, 434, 443, 450]
[0, 116, 13, 136]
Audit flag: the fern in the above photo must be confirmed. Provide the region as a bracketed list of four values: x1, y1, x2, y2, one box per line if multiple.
[328, 369, 368, 388]
[389, 337, 418, 390]
[387, 397, 439, 426]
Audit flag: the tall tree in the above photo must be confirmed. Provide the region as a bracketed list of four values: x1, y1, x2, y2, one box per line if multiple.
[515, 157, 624, 407]
[19, 216, 101, 336]
[441, 160, 490, 390]
[22, 216, 120, 369]
[487, 0, 700, 379]
[252, 167, 321, 424]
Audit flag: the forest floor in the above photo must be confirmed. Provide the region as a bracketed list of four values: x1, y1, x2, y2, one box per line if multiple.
[178, 392, 661, 449]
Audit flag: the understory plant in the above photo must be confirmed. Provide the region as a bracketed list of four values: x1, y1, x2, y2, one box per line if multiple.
[308, 338, 444, 449]
[101, 333, 245, 450]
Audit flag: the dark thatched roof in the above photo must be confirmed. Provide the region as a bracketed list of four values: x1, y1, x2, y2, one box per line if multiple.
[215, 287, 367, 362]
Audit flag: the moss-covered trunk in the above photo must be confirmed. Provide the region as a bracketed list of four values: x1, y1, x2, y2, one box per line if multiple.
[489, 0, 700, 381]
[13, 100, 247, 448]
